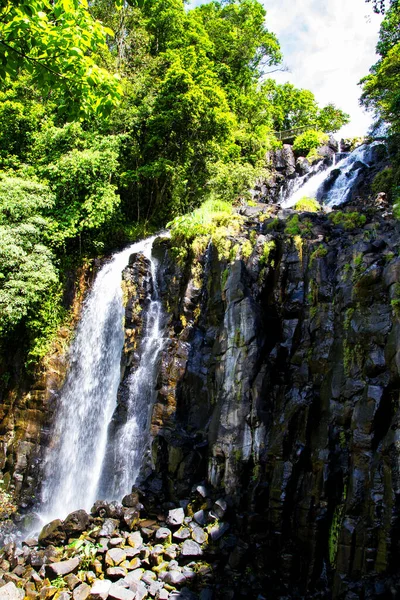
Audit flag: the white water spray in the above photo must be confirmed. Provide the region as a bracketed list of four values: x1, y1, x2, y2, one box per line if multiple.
[40, 237, 158, 522]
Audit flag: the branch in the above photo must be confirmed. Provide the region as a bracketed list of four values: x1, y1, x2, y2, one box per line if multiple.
[0, 38, 67, 79]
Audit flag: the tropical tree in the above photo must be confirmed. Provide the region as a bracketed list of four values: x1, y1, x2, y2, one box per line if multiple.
[0, 0, 123, 117]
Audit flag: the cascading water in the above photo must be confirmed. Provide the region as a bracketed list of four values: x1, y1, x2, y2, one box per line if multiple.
[39, 236, 161, 522]
[281, 141, 385, 209]
[97, 255, 165, 500]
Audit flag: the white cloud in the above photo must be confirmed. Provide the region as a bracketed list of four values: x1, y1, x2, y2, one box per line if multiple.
[263, 0, 383, 137]
[187, 0, 383, 137]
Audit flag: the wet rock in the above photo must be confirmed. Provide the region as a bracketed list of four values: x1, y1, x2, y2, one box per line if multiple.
[123, 508, 140, 531]
[121, 493, 141, 509]
[99, 519, 119, 538]
[164, 570, 187, 586]
[208, 523, 229, 542]
[46, 557, 80, 578]
[211, 499, 227, 519]
[193, 511, 206, 526]
[173, 528, 191, 542]
[191, 527, 207, 545]
[65, 574, 81, 591]
[155, 528, 171, 544]
[127, 532, 142, 549]
[106, 568, 127, 580]
[63, 510, 91, 536]
[108, 584, 135, 600]
[105, 549, 127, 567]
[126, 581, 147, 600]
[39, 586, 58, 599]
[38, 520, 65, 546]
[169, 589, 198, 600]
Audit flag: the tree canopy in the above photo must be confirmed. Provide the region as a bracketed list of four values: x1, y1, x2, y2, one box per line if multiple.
[0, 0, 123, 117]
[360, 0, 400, 132]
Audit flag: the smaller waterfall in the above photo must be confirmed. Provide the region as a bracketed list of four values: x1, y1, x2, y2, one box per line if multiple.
[281, 160, 339, 209]
[39, 237, 158, 522]
[98, 249, 166, 500]
[281, 141, 384, 209]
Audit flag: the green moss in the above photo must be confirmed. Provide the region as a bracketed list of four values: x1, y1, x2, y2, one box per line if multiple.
[284, 214, 301, 236]
[343, 308, 354, 331]
[307, 279, 319, 306]
[371, 166, 393, 199]
[260, 240, 276, 266]
[329, 211, 367, 230]
[391, 283, 400, 317]
[266, 217, 279, 230]
[328, 482, 348, 566]
[233, 448, 242, 462]
[241, 239, 253, 259]
[294, 197, 321, 212]
[221, 268, 229, 290]
[310, 244, 327, 265]
[168, 198, 242, 264]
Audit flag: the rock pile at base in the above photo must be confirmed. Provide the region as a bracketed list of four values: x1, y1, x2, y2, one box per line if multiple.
[0, 487, 234, 600]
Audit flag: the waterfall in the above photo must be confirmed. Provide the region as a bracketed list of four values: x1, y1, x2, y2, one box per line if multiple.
[281, 141, 384, 209]
[97, 254, 165, 500]
[40, 236, 161, 522]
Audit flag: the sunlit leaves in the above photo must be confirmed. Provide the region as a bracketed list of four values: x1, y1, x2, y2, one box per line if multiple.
[0, 176, 58, 334]
[0, 0, 123, 117]
[360, 2, 400, 132]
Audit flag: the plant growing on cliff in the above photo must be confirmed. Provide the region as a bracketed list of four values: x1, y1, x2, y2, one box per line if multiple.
[294, 197, 321, 212]
[329, 211, 367, 230]
[168, 198, 242, 263]
[292, 130, 329, 155]
[310, 244, 328, 265]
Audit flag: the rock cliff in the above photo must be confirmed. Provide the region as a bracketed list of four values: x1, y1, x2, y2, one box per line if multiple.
[115, 194, 400, 598]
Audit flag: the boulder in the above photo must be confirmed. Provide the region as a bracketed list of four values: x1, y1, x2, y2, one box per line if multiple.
[73, 584, 91, 600]
[0, 582, 25, 600]
[180, 540, 202, 557]
[46, 557, 80, 578]
[107, 584, 135, 600]
[166, 508, 184, 527]
[105, 549, 127, 567]
[38, 520, 66, 546]
[63, 510, 91, 536]
[89, 579, 112, 600]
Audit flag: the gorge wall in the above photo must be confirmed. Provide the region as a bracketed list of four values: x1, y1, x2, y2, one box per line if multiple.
[117, 195, 400, 598]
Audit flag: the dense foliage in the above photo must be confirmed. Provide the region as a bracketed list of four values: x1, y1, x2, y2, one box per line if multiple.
[361, 1, 400, 210]
[0, 0, 122, 117]
[0, 0, 350, 374]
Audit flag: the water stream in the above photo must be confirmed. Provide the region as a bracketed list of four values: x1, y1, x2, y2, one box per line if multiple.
[39, 236, 161, 522]
[281, 142, 383, 208]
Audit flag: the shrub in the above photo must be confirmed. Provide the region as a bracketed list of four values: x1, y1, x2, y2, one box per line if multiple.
[294, 197, 321, 212]
[371, 167, 393, 199]
[329, 211, 367, 230]
[292, 130, 329, 155]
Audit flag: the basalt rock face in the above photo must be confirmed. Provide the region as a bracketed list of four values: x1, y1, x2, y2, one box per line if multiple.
[121, 198, 400, 598]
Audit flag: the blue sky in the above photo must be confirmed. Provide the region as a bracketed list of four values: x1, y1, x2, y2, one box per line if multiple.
[187, 0, 384, 137]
